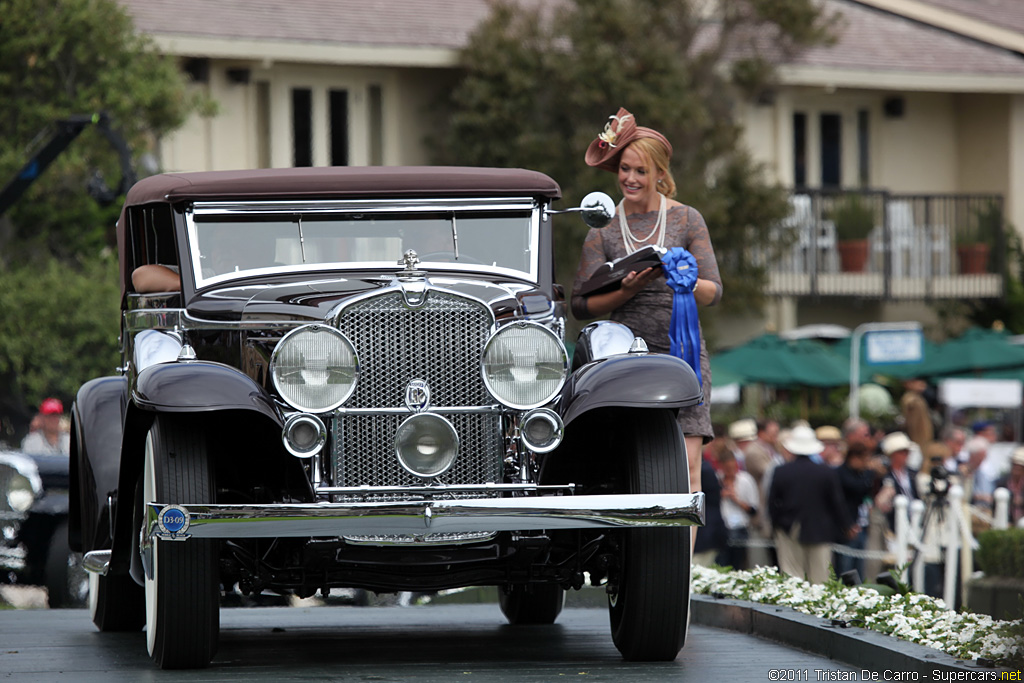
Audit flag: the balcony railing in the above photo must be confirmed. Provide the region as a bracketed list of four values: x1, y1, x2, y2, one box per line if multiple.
[757, 190, 1005, 299]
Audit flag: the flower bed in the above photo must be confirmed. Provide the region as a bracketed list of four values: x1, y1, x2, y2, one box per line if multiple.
[692, 565, 1023, 667]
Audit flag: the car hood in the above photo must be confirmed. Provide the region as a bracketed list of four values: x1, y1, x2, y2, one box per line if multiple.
[185, 273, 556, 324]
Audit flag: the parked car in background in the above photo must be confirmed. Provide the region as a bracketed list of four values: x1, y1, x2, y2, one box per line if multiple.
[1, 448, 86, 607]
[71, 166, 705, 669]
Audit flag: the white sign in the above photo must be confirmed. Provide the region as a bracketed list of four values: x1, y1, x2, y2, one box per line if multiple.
[865, 329, 923, 365]
[939, 378, 1023, 408]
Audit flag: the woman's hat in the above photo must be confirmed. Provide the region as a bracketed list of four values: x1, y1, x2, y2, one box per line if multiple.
[881, 431, 912, 456]
[782, 425, 824, 456]
[585, 107, 673, 172]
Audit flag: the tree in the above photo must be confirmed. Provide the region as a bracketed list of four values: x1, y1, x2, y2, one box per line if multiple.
[433, 0, 836, 339]
[0, 0, 204, 263]
[0, 0, 204, 440]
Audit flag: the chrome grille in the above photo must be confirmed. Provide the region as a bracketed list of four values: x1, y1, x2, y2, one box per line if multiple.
[331, 289, 503, 498]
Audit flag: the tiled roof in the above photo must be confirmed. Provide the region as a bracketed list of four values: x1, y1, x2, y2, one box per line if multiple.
[914, 0, 1024, 36]
[120, 0, 1024, 76]
[787, 0, 1024, 75]
[120, 0, 497, 49]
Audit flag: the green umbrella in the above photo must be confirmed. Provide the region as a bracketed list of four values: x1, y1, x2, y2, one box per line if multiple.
[919, 326, 1024, 377]
[711, 333, 849, 387]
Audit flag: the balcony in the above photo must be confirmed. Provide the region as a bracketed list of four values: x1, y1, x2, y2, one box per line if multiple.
[759, 191, 1006, 299]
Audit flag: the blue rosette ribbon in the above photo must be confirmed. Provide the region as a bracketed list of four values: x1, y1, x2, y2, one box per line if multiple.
[661, 247, 702, 388]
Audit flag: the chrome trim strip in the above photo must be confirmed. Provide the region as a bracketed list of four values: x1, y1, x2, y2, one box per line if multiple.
[145, 493, 705, 540]
[314, 483, 574, 496]
[83, 549, 111, 576]
[193, 198, 537, 214]
[333, 405, 503, 415]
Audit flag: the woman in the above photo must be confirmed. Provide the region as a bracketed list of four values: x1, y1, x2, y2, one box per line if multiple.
[571, 107, 722, 498]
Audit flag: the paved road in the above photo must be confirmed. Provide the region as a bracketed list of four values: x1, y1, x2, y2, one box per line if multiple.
[0, 603, 859, 682]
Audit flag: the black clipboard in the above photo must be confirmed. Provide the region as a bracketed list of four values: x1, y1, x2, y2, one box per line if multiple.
[577, 245, 666, 297]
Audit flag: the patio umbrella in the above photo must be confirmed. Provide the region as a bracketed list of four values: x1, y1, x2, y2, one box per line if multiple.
[832, 335, 942, 384]
[711, 333, 849, 387]
[918, 326, 1024, 377]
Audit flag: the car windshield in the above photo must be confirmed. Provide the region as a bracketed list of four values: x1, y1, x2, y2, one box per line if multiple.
[186, 201, 538, 288]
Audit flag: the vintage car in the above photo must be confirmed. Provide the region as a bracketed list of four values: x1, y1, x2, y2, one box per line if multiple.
[70, 167, 704, 669]
[1, 448, 87, 607]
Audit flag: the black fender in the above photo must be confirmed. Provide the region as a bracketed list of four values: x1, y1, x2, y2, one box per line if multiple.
[108, 361, 286, 577]
[133, 360, 281, 418]
[70, 376, 127, 553]
[558, 352, 703, 427]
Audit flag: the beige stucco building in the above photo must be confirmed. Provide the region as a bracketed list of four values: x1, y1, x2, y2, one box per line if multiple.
[121, 0, 1024, 343]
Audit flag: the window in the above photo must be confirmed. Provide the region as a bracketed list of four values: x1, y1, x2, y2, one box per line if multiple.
[793, 113, 807, 187]
[292, 88, 313, 167]
[329, 89, 348, 166]
[820, 113, 841, 187]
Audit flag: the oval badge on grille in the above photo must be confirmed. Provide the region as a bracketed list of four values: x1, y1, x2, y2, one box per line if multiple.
[405, 379, 431, 412]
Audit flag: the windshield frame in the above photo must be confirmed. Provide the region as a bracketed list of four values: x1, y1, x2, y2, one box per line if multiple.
[184, 198, 541, 289]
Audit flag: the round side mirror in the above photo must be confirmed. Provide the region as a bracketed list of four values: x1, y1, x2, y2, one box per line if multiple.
[579, 192, 615, 229]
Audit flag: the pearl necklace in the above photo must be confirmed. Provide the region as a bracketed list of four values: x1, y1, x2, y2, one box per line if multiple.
[619, 195, 667, 254]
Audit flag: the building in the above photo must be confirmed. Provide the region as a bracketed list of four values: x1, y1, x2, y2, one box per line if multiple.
[120, 0, 1024, 341]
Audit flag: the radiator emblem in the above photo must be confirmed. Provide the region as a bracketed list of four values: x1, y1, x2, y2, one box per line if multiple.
[405, 379, 431, 412]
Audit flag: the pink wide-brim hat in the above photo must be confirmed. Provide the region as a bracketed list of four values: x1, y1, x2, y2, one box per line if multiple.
[584, 107, 673, 172]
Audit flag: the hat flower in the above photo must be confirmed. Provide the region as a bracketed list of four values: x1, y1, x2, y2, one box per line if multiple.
[597, 112, 633, 148]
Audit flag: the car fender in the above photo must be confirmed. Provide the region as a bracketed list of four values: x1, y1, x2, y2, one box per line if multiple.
[558, 352, 703, 426]
[570, 320, 638, 370]
[133, 360, 281, 419]
[70, 376, 127, 553]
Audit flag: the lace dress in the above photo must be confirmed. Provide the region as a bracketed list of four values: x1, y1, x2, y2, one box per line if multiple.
[571, 204, 722, 441]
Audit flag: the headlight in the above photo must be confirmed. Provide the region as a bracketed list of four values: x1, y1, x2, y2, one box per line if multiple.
[7, 473, 36, 512]
[271, 324, 358, 412]
[395, 413, 459, 478]
[481, 322, 568, 409]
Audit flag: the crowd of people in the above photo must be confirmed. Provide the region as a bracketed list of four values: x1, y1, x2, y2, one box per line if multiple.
[694, 410, 1024, 594]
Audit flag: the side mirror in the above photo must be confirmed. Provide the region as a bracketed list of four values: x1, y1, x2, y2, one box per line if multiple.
[544, 191, 615, 228]
[579, 192, 615, 228]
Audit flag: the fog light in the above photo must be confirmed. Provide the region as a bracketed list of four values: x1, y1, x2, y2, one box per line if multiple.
[283, 413, 326, 458]
[520, 408, 563, 453]
[395, 413, 459, 478]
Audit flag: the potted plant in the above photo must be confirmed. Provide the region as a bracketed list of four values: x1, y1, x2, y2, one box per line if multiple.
[831, 195, 875, 272]
[957, 202, 1000, 274]
[968, 527, 1024, 620]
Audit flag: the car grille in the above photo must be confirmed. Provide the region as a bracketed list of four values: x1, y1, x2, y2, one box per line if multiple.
[331, 289, 503, 497]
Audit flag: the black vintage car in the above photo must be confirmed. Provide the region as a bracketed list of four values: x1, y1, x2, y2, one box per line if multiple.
[71, 167, 704, 669]
[1, 448, 87, 607]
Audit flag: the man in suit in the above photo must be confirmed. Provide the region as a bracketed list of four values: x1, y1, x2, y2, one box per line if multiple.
[768, 425, 854, 584]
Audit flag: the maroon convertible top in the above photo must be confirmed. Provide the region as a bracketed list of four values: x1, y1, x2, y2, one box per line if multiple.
[123, 166, 561, 206]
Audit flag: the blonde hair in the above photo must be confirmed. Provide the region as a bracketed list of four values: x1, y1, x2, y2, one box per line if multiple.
[628, 137, 676, 199]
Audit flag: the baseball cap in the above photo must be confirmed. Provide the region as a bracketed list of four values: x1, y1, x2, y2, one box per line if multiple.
[40, 397, 64, 415]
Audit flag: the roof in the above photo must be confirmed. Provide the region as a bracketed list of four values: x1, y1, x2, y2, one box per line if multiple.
[118, 0, 1024, 84]
[122, 167, 561, 206]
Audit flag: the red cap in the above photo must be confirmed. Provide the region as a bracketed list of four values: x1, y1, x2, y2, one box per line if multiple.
[40, 398, 64, 415]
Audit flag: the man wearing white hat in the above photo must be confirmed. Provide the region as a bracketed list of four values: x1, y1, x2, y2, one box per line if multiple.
[767, 425, 853, 584]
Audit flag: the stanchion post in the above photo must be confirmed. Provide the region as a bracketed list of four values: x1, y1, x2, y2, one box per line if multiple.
[944, 487, 962, 610]
[909, 499, 926, 593]
[894, 495, 910, 566]
[993, 487, 1010, 530]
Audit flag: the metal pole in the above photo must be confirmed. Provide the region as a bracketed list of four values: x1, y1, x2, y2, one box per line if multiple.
[849, 321, 923, 421]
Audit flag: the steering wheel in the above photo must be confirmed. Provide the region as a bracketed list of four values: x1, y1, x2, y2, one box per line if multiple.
[417, 251, 485, 265]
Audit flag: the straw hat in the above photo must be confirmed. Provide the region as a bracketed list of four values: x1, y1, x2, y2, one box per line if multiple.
[782, 425, 824, 456]
[727, 418, 757, 441]
[881, 431, 912, 456]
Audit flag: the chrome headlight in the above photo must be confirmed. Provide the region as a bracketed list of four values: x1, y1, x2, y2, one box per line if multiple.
[481, 322, 568, 410]
[520, 408, 563, 453]
[7, 473, 36, 512]
[271, 324, 358, 413]
[395, 413, 459, 478]
[282, 413, 327, 458]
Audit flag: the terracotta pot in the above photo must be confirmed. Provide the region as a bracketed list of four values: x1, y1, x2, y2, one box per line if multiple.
[957, 244, 990, 274]
[837, 240, 869, 273]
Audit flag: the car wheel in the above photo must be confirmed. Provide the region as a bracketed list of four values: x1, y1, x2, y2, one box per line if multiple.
[143, 415, 219, 669]
[499, 583, 565, 625]
[44, 520, 89, 608]
[607, 409, 691, 662]
[89, 570, 145, 631]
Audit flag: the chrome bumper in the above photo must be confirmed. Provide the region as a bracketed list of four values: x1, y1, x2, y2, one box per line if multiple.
[144, 493, 705, 541]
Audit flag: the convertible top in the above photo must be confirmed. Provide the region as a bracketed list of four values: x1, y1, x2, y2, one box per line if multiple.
[123, 166, 561, 206]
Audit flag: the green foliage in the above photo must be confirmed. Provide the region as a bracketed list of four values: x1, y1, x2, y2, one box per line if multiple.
[0, 0, 204, 264]
[830, 195, 875, 241]
[977, 528, 1024, 578]
[0, 251, 120, 443]
[433, 0, 836, 338]
[957, 200, 1002, 247]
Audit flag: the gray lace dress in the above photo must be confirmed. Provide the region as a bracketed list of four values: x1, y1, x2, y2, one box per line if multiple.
[571, 204, 722, 442]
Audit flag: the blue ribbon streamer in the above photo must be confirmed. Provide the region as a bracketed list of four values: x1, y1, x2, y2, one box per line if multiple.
[661, 247, 702, 388]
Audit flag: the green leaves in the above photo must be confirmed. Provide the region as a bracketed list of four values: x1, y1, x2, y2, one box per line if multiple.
[435, 0, 835, 336]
